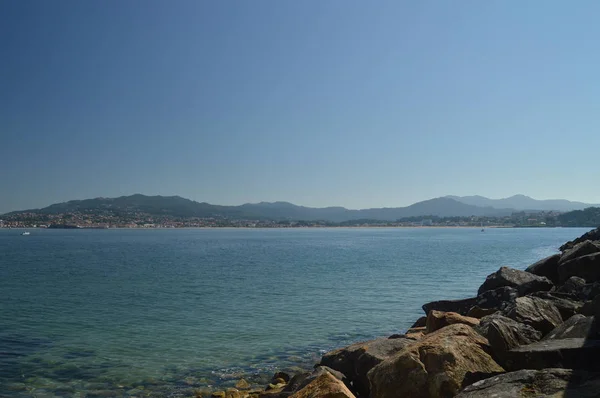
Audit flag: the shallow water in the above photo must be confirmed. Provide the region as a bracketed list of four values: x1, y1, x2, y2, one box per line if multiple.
[0, 227, 590, 396]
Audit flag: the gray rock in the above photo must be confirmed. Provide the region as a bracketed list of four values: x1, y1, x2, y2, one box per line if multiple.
[525, 253, 561, 284]
[478, 266, 553, 296]
[503, 296, 563, 335]
[581, 294, 600, 317]
[560, 227, 600, 251]
[558, 252, 600, 283]
[282, 366, 345, 395]
[559, 240, 600, 265]
[543, 314, 595, 340]
[410, 316, 427, 328]
[504, 338, 600, 371]
[476, 313, 541, 366]
[320, 337, 412, 397]
[530, 291, 584, 320]
[456, 368, 600, 398]
[557, 276, 587, 295]
[422, 286, 518, 316]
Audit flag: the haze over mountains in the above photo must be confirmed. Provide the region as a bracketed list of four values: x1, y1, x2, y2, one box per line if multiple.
[446, 195, 596, 212]
[4, 194, 599, 223]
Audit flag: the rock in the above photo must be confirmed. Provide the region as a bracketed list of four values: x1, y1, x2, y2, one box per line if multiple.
[422, 296, 479, 316]
[225, 388, 243, 398]
[581, 294, 600, 316]
[211, 392, 226, 398]
[425, 310, 479, 333]
[504, 338, 600, 371]
[456, 368, 600, 398]
[235, 379, 251, 390]
[283, 366, 346, 394]
[282, 372, 311, 394]
[525, 253, 561, 284]
[289, 371, 355, 398]
[530, 291, 584, 320]
[561, 227, 600, 251]
[271, 372, 291, 383]
[476, 313, 541, 366]
[466, 306, 498, 319]
[503, 296, 563, 334]
[558, 252, 600, 283]
[477, 266, 553, 296]
[320, 337, 412, 397]
[405, 326, 426, 340]
[368, 324, 504, 398]
[543, 314, 596, 340]
[422, 287, 518, 316]
[266, 383, 286, 391]
[558, 277, 600, 301]
[559, 240, 600, 265]
[411, 316, 427, 328]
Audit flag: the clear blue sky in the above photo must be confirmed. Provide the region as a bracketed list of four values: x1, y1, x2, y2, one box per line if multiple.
[2, 1, 600, 213]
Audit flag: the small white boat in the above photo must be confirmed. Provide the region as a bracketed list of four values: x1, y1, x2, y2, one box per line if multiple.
[21, 231, 30, 236]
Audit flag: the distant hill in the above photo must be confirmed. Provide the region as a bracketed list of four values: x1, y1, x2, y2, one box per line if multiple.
[557, 207, 600, 227]
[446, 194, 599, 212]
[4, 194, 514, 222]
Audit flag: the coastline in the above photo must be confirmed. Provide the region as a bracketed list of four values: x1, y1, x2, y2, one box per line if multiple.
[4, 227, 599, 398]
[198, 227, 600, 398]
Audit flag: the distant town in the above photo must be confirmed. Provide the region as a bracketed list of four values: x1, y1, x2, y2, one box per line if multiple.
[0, 210, 574, 229]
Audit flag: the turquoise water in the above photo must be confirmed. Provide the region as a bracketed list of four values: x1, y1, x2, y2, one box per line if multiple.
[0, 227, 590, 396]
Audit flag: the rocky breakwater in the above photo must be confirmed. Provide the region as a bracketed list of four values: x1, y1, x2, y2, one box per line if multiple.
[205, 228, 600, 398]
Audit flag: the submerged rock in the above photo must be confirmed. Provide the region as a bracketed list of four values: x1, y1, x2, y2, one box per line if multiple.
[235, 379, 251, 390]
[425, 310, 479, 333]
[368, 324, 503, 398]
[477, 266, 553, 296]
[503, 296, 563, 335]
[456, 368, 600, 398]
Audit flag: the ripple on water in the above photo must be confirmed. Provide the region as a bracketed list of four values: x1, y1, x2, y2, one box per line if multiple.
[0, 227, 591, 397]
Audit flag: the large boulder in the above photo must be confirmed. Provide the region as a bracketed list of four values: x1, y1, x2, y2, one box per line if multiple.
[558, 252, 600, 283]
[558, 240, 600, 265]
[560, 227, 600, 251]
[426, 310, 479, 333]
[476, 313, 541, 367]
[422, 287, 518, 316]
[367, 324, 504, 398]
[557, 276, 600, 301]
[543, 314, 595, 340]
[529, 291, 584, 320]
[504, 338, 600, 371]
[503, 296, 563, 335]
[319, 337, 412, 397]
[290, 371, 356, 398]
[478, 267, 553, 296]
[456, 368, 600, 398]
[525, 253, 561, 284]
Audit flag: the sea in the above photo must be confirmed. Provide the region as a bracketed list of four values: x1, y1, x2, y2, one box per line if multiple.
[0, 227, 591, 397]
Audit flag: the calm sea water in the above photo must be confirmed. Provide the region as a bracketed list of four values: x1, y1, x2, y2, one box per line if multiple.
[0, 227, 590, 396]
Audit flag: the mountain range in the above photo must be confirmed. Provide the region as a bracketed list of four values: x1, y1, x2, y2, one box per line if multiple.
[4, 194, 599, 222]
[446, 194, 596, 212]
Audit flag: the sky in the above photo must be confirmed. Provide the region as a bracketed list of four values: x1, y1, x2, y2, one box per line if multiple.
[2, 1, 600, 213]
